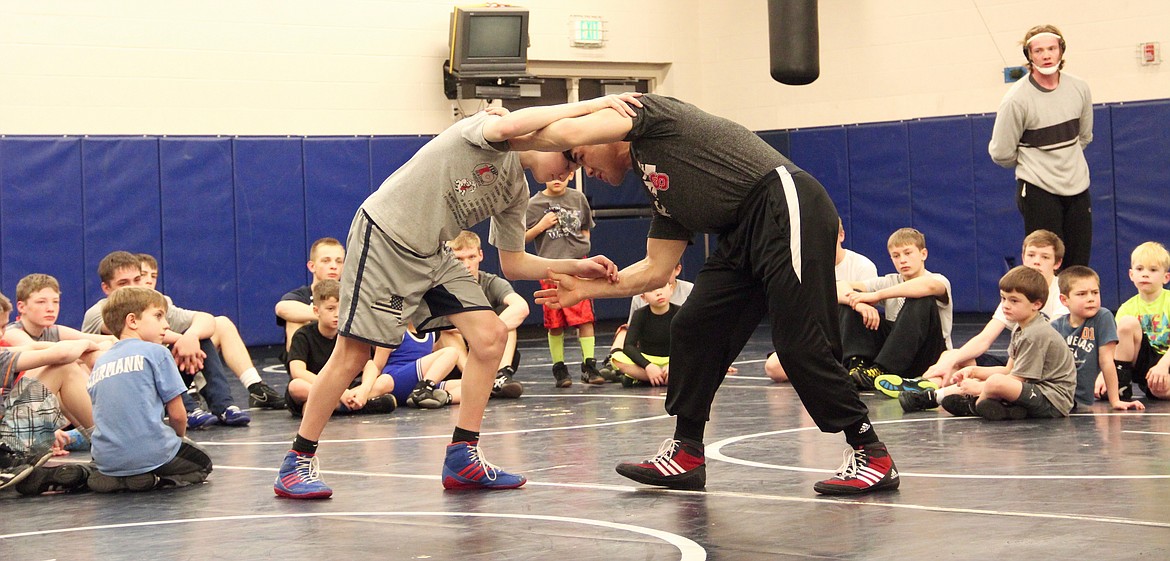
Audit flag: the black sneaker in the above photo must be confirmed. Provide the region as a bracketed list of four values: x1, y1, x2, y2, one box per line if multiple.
[248, 381, 287, 409]
[596, 355, 622, 383]
[940, 394, 979, 417]
[407, 380, 449, 409]
[552, 362, 571, 388]
[854, 364, 893, 392]
[491, 368, 524, 399]
[581, 358, 605, 385]
[362, 394, 399, 414]
[899, 388, 939, 412]
[847, 360, 877, 390]
[616, 438, 706, 490]
[87, 471, 159, 493]
[16, 463, 91, 496]
[0, 444, 52, 491]
[620, 374, 645, 388]
[975, 399, 1027, 421]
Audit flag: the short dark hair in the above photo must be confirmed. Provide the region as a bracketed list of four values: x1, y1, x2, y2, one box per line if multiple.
[98, 251, 143, 285]
[1000, 265, 1049, 305]
[1057, 265, 1099, 296]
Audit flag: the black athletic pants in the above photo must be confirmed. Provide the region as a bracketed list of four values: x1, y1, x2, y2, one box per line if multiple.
[154, 440, 214, 486]
[665, 167, 870, 434]
[839, 296, 946, 378]
[1016, 180, 1091, 268]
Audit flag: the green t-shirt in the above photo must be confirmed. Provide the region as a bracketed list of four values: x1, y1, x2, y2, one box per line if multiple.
[1117, 289, 1170, 355]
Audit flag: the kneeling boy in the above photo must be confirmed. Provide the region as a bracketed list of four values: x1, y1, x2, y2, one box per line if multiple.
[85, 287, 213, 493]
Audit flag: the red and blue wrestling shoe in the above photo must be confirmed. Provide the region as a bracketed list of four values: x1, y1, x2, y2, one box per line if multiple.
[442, 441, 526, 490]
[274, 451, 333, 499]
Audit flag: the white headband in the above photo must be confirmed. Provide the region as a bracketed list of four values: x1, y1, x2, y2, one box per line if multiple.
[1026, 32, 1063, 45]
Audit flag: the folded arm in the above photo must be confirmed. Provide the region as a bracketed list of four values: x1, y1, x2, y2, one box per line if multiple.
[485, 94, 640, 144]
[507, 108, 635, 152]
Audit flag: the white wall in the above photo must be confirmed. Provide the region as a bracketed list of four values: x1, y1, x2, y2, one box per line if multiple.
[1, 0, 1165, 135]
[701, 0, 1170, 130]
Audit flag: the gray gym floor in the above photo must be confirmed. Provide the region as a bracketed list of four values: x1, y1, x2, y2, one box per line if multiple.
[3, 318, 1168, 560]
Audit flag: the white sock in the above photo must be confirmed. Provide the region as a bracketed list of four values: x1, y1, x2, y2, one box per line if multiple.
[240, 367, 262, 387]
[935, 385, 957, 399]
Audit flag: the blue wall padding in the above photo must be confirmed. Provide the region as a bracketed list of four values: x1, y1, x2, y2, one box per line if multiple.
[789, 127, 851, 244]
[233, 138, 306, 345]
[160, 137, 239, 319]
[1084, 105, 1119, 309]
[907, 117, 979, 312]
[1112, 100, 1170, 303]
[304, 138, 373, 258]
[4, 98, 1170, 344]
[0, 138, 86, 328]
[369, 136, 430, 191]
[82, 138, 163, 309]
[847, 122, 912, 268]
[757, 130, 790, 158]
[585, 169, 648, 209]
[970, 114, 1023, 311]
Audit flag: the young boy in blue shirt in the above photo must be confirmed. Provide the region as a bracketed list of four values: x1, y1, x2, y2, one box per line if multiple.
[1051, 266, 1143, 411]
[84, 286, 213, 493]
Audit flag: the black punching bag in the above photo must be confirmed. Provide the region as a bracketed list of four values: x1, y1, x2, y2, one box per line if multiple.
[768, 0, 819, 85]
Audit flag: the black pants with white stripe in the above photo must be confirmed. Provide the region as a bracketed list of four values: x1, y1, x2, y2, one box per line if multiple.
[665, 167, 871, 435]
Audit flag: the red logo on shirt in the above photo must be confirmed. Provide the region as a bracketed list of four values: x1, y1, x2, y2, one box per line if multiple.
[474, 163, 499, 186]
[648, 172, 669, 191]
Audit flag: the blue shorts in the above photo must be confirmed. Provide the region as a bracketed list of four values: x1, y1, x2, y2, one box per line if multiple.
[384, 361, 424, 405]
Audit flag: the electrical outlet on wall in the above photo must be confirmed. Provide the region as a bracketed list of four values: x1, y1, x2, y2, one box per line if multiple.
[451, 103, 461, 121]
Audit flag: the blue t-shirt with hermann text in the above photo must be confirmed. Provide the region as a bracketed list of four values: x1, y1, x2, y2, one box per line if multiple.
[88, 338, 186, 476]
[1051, 309, 1119, 407]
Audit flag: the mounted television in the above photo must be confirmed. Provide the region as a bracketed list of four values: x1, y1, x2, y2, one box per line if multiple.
[447, 5, 530, 78]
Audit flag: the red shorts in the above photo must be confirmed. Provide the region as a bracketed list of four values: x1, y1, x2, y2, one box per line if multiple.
[540, 279, 595, 329]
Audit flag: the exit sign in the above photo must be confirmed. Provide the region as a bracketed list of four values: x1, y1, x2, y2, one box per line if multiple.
[571, 16, 604, 47]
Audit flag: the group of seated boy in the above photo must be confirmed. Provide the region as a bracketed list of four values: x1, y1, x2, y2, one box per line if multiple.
[273, 234, 528, 422]
[4, 221, 1163, 497]
[766, 224, 1155, 423]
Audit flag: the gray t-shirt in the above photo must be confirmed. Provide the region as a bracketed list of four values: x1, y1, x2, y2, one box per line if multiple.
[0, 349, 22, 393]
[526, 188, 594, 259]
[862, 271, 954, 349]
[624, 94, 793, 241]
[4, 322, 61, 343]
[1010, 315, 1077, 415]
[477, 271, 517, 314]
[362, 112, 528, 255]
[83, 295, 196, 335]
[988, 72, 1092, 197]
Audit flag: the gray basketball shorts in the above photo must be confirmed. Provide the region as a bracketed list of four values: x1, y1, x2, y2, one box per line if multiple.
[338, 209, 493, 347]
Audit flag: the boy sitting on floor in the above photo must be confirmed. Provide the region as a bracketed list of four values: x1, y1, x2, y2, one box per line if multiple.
[22, 287, 214, 494]
[285, 280, 397, 416]
[611, 282, 680, 387]
[901, 266, 1076, 421]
